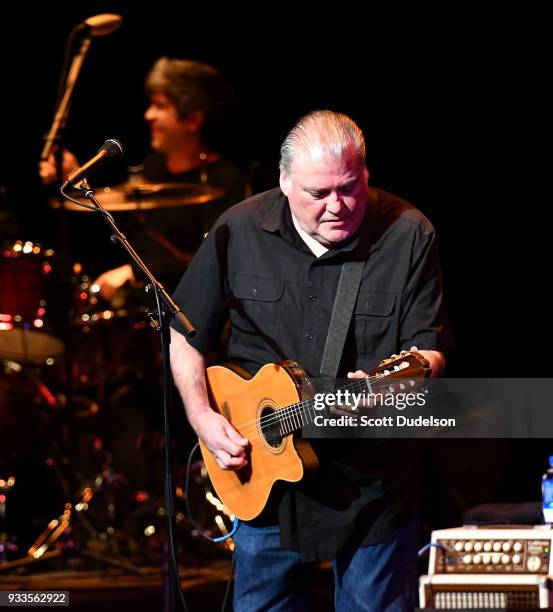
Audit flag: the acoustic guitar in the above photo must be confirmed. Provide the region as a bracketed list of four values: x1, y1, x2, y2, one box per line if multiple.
[200, 351, 430, 520]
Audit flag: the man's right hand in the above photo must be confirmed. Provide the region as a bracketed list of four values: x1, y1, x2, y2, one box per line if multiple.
[169, 329, 248, 470]
[191, 409, 249, 471]
[39, 150, 79, 185]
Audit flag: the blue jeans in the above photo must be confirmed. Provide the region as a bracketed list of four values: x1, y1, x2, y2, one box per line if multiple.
[233, 517, 419, 611]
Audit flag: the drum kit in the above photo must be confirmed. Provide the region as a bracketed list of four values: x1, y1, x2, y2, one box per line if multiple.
[0, 182, 233, 569]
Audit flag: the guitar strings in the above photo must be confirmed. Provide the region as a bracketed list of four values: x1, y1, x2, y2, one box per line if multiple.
[225, 373, 414, 452]
[232, 373, 411, 439]
[234, 377, 417, 452]
[232, 376, 378, 436]
[235, 374, 404, 450]
[241, 375, 414, 437]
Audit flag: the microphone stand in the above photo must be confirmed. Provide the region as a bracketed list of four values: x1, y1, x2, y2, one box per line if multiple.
[60, 181, 194, 612]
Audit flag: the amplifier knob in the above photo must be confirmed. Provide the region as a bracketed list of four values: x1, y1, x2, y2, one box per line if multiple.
[463, 554, 472, 564]
[501, 554, 510, 564]
[483, 541, 492, 552]
[513, 542, 523, 552]
[473, 554, 482, 564]
[502, 542, 512, 552]
[527, 556, 542, 572]
[474, 541, 483, 552]
[492, 553, 501, 564]
[464, 542, 474, 552]
[493, 542, 502, 552]
[454, 541, 464, 552]
[482, 553, 491, 564]
[512, 554, 522, 565]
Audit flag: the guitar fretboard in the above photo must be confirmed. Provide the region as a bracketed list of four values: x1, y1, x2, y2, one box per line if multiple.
[273, 375, 396, 436]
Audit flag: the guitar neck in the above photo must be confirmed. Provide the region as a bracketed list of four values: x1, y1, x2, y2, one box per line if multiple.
[276, 375, 390, 436]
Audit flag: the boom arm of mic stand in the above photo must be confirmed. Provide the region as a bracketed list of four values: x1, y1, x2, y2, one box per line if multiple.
[41, 35, 92, 162]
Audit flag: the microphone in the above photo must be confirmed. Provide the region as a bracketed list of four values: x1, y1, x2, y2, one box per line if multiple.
[80, 14, 123, 37]
[64, 139, 124, 188]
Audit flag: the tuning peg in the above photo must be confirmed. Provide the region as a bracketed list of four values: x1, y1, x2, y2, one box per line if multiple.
[380, 352, 409, 366]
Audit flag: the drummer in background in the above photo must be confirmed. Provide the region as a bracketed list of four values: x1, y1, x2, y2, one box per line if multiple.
[40, 58, 246, 299]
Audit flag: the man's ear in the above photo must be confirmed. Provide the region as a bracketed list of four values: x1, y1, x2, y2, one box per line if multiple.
[182, 110, 205, 133]
[279, 172, 290, 196]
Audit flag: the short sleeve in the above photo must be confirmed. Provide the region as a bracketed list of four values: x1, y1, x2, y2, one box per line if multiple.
[170, 220, 231, 355]
[399, 226, 455, 352]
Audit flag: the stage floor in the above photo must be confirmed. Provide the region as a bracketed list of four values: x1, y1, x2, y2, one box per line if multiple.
[0, 560, 334, 611]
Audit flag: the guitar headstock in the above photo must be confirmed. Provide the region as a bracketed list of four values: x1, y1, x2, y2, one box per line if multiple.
[371, 350, 431, 381]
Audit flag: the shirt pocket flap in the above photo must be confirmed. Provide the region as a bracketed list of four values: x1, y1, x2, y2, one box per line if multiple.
[355, 290, 396, 316]
[233, 273, 285, 302]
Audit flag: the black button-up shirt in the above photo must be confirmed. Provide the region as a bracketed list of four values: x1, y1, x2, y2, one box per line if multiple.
[171, 187, 453, 561]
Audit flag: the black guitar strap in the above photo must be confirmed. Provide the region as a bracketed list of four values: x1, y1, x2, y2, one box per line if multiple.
[319, 261, 365, 380]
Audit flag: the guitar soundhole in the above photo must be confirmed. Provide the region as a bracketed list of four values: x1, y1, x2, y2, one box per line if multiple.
[260, 406, 283, 449]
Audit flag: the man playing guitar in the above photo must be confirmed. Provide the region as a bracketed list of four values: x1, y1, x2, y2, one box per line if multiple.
[170, 110, 452, 611]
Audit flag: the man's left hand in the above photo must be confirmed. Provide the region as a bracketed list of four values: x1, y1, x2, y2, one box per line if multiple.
[329, 348, 445, 416]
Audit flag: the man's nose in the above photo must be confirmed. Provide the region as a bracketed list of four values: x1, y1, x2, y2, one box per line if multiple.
[144, 106, 155, 121]
[325, 191, 343, 214]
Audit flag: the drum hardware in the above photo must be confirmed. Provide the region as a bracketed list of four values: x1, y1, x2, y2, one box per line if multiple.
[0, 476, 17, 563]
[0, 361, 70, 570]
[0, 352, 142, 570]
[0, 475, 144, 573]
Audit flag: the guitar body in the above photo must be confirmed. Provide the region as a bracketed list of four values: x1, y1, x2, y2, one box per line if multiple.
[200, 360, 319, 521]
[199, 351, 429, 520]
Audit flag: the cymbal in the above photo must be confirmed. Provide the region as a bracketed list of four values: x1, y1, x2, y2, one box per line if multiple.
[0, 329, 64, 363]
[50, 182, 225, 212]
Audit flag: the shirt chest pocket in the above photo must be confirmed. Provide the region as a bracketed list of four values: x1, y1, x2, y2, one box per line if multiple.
[231, 273, 285, 334]
[354, 290, 396, 355]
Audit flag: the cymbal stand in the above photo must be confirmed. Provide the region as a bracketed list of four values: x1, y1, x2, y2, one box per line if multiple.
[0, 399, 142, 574]
[0, 476, 17, 563]
[40, 22, 95, 393]
[0, 480, 145, 574]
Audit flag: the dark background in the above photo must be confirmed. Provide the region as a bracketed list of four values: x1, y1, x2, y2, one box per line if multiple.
[1, 5, 551, 551]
